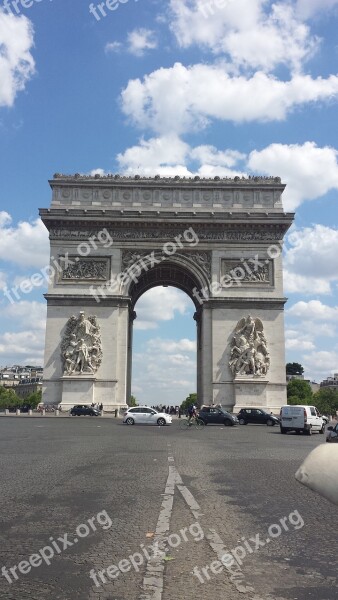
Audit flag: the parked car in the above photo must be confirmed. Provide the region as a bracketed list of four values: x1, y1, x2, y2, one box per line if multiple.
[326, 423, 338, 442]
[280, 405, 325, 435]
[70, 405, 100, 416]
[123, 406, 172, 426]
[237, 408, 279, 426]
[198, 406, 238, 426]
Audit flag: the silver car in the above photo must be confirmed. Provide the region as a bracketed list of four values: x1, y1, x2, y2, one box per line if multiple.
[326, 423, 338, 442]
[123, 406, 172, 426]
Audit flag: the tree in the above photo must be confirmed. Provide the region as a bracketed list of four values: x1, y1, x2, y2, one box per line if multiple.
[25, 389, 42, 409]
[313, 388, 338, 416]
[287, 379, 313, 404]
[0, 387, 21, 410]
[286, 362, 304, 376]
[129, 395, 137, 407]
[180, 393, 197, 412]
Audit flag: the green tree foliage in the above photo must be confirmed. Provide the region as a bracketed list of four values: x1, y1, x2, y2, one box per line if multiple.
[313, 388, 338, 416]
[25, 389, 42, 409]
[180, 393, 197, 412]
[129, 395, 137, 407]
[287, 379, 313, 404]
[0, 387, 21, 410]
[286, 362, 304, 375]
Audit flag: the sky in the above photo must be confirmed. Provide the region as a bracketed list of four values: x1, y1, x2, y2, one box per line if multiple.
[0, 0, 338, 405]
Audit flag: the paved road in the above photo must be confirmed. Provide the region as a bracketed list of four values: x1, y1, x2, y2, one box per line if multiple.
[0, 418, 337, 600]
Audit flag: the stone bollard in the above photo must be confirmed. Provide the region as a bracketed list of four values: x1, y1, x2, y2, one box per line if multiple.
[55, 410, 59, 416]
[28, 410, 32, 416]
[16, 409, 20, 416]
[114, 409, 118, 418]
[42, 409, 46, 416]
[5, 409, 9, 415]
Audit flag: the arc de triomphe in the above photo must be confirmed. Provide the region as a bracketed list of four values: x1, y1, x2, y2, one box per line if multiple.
[40, 174, 293, 411]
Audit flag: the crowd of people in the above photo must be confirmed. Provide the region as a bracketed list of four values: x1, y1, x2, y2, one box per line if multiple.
[152, 405, 180, 415]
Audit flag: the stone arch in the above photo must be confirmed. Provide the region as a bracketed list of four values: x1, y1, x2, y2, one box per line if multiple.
[126, 254, 211, 310]
[40, 174, 293, 412]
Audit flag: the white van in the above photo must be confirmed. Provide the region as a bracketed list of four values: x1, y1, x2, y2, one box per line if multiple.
[280, 405, 325, 436]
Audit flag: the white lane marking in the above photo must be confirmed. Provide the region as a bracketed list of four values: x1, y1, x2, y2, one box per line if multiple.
[206, 529, 258, 595]
[140, 466, 177, 600]
[141, 456, 258, 599]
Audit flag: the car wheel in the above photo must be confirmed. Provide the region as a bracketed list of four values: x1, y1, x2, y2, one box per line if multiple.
[224, 419, 232, 426]
[157, 418, 166, 426]
[126, 417, 134, 425]
[267, 419, 274, 426]
[306, 427, 312, 436]
[238, 418, 247, 425]
[319, 425, 325, 434]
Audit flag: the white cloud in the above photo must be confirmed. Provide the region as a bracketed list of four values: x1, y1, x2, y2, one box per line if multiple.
[89, 168, 106, 176]
[0, 271, 7, 291]
[117, 135, 191, 175]
[147, 338, 196, 353]
[302, 351, 338, 380]
[127, 29, 158, 56]
[248, 142, 338, 210]
[121, 64, 338, 134]
[170, 1, 318, 73]
[283, 270, 331, 296]
[286, 338, 315, 351]
[0, 214, 49, 269]
[0, 10, 35, 107]
[0, 330, 44, 359]
[134, 287, 193, 330]
[105, 41, 122, 53]
[287, 300, 338, 321]
[133, 335, 196, 405]
[283, 224, 338, 295]
[117, 136, 245, 177]
[189, 146, 245, 167]
[285, 225, 338, 277]
[4, 301, 46, 331]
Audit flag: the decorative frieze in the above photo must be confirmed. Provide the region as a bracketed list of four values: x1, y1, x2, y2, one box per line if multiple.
[49, 227, 285, 243]
[221, 259, 274, 286]
[58, 258, 110, 282]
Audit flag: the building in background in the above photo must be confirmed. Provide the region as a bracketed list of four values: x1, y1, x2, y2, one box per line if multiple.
[320, 373, 338, 390]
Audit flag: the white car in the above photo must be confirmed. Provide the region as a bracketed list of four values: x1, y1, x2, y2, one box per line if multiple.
[123, 406, 172, 426]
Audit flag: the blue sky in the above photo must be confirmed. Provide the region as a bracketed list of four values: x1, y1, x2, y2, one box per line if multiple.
[1, 0, 338, 404]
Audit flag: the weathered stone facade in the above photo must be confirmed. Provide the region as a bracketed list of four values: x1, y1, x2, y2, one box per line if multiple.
[40, 174, 293, 411]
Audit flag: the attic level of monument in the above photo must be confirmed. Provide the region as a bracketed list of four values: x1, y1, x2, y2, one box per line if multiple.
[48, 174, 287, 214]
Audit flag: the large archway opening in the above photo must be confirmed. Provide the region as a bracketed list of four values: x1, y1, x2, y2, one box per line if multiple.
[126, 260, 208, 408]
[130, 286, 197, 408]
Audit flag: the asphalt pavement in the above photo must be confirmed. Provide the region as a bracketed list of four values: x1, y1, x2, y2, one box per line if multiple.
[0, 417, 337, 600]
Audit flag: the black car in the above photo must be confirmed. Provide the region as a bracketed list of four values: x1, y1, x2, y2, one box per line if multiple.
[237, 408, 279, 426]
[70, 405, 99, 416]
[198, 406, 238, 426]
